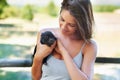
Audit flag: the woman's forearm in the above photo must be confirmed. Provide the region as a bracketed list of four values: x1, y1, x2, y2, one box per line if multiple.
[32, 57, 43, 80]
[63, 53, 88, 80]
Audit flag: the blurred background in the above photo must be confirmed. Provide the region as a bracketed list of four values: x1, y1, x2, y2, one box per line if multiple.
[0, 0, 120, 80]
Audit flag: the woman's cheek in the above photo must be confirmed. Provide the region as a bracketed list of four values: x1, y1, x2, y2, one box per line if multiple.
[59, 21, 62, 27]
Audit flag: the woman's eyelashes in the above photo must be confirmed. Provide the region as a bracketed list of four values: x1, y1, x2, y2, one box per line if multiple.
[60, 17, 65, 22]
[60, 17, 76, 28]
[69, 24, 76, 27]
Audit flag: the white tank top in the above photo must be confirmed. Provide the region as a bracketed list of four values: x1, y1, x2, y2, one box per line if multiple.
[40, 43, 86, 80]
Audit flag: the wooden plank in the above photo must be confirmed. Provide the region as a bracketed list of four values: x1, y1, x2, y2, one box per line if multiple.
[0, 57, 120, 67]
[95, 57, 120, 64]
[0, 58, 32, 67]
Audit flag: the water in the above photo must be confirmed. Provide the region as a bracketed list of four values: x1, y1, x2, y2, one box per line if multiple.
[94, 64, 120, 80]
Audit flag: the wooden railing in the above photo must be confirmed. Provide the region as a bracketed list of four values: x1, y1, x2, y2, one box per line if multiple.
[0, 58, 32, 67]
[0, 57, 120, 67]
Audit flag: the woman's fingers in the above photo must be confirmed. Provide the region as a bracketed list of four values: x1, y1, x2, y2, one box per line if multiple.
[51, 41, 57, 49]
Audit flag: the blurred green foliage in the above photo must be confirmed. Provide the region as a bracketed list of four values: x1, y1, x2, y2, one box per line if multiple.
[0, 0, 8, 18]
[0, 0, 59, 20]
[46, 1, 58, 17]
[21, 5, 34, 20]
[93, 5, 120, 12]
[0, 6, 20, 19]
[0, 4, 34, 20]
[1, 1, 120, 20]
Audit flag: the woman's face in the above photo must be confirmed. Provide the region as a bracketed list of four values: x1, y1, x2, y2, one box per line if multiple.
[59, 9, 78, 36]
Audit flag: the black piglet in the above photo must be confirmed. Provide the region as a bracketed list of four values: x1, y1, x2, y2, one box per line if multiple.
[32, 31, 57, 65]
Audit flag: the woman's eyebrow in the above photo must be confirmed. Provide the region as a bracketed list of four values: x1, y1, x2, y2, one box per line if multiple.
[60, 15, 64, 20]
[60, 15, 76, 25]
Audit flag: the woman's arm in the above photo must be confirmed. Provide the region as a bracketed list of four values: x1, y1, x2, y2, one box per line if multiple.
[80, 40, 97, 80]
[32, 32, 43, 80]
[57, 40, 97, 80]
[31, 31, 56, 80]
[32, 57, 43, 80]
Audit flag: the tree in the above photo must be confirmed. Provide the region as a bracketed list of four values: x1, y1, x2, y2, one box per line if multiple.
[47, 1, 57, 17]
[21, 5, 34, 20]
[0, 0, 8, 18]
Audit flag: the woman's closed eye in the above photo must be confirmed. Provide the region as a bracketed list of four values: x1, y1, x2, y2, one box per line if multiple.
[68, 23, 76, 27]
[60, 17, 65, 22]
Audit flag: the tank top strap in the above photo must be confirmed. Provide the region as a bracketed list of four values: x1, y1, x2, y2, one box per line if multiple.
[80, 41, 86, 52]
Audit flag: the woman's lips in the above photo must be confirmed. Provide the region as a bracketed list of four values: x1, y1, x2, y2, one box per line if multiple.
[62, 29, 68, 33]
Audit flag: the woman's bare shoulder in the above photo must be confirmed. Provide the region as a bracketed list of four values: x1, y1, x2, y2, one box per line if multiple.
[88, 40, 97, 47]
[83, 40, 98, 55]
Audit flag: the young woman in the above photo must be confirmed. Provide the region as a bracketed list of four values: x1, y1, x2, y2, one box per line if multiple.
[32, 0, 97, 80]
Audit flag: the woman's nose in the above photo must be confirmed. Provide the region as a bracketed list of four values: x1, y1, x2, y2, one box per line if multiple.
[62, 23, 68, 29]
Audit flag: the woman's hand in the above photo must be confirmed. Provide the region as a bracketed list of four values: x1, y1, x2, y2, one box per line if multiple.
[55, 40, 68, 56]
[34, 37, 56, 62]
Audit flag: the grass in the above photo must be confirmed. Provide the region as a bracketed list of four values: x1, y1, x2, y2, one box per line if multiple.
[93, 5, 120, 12]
